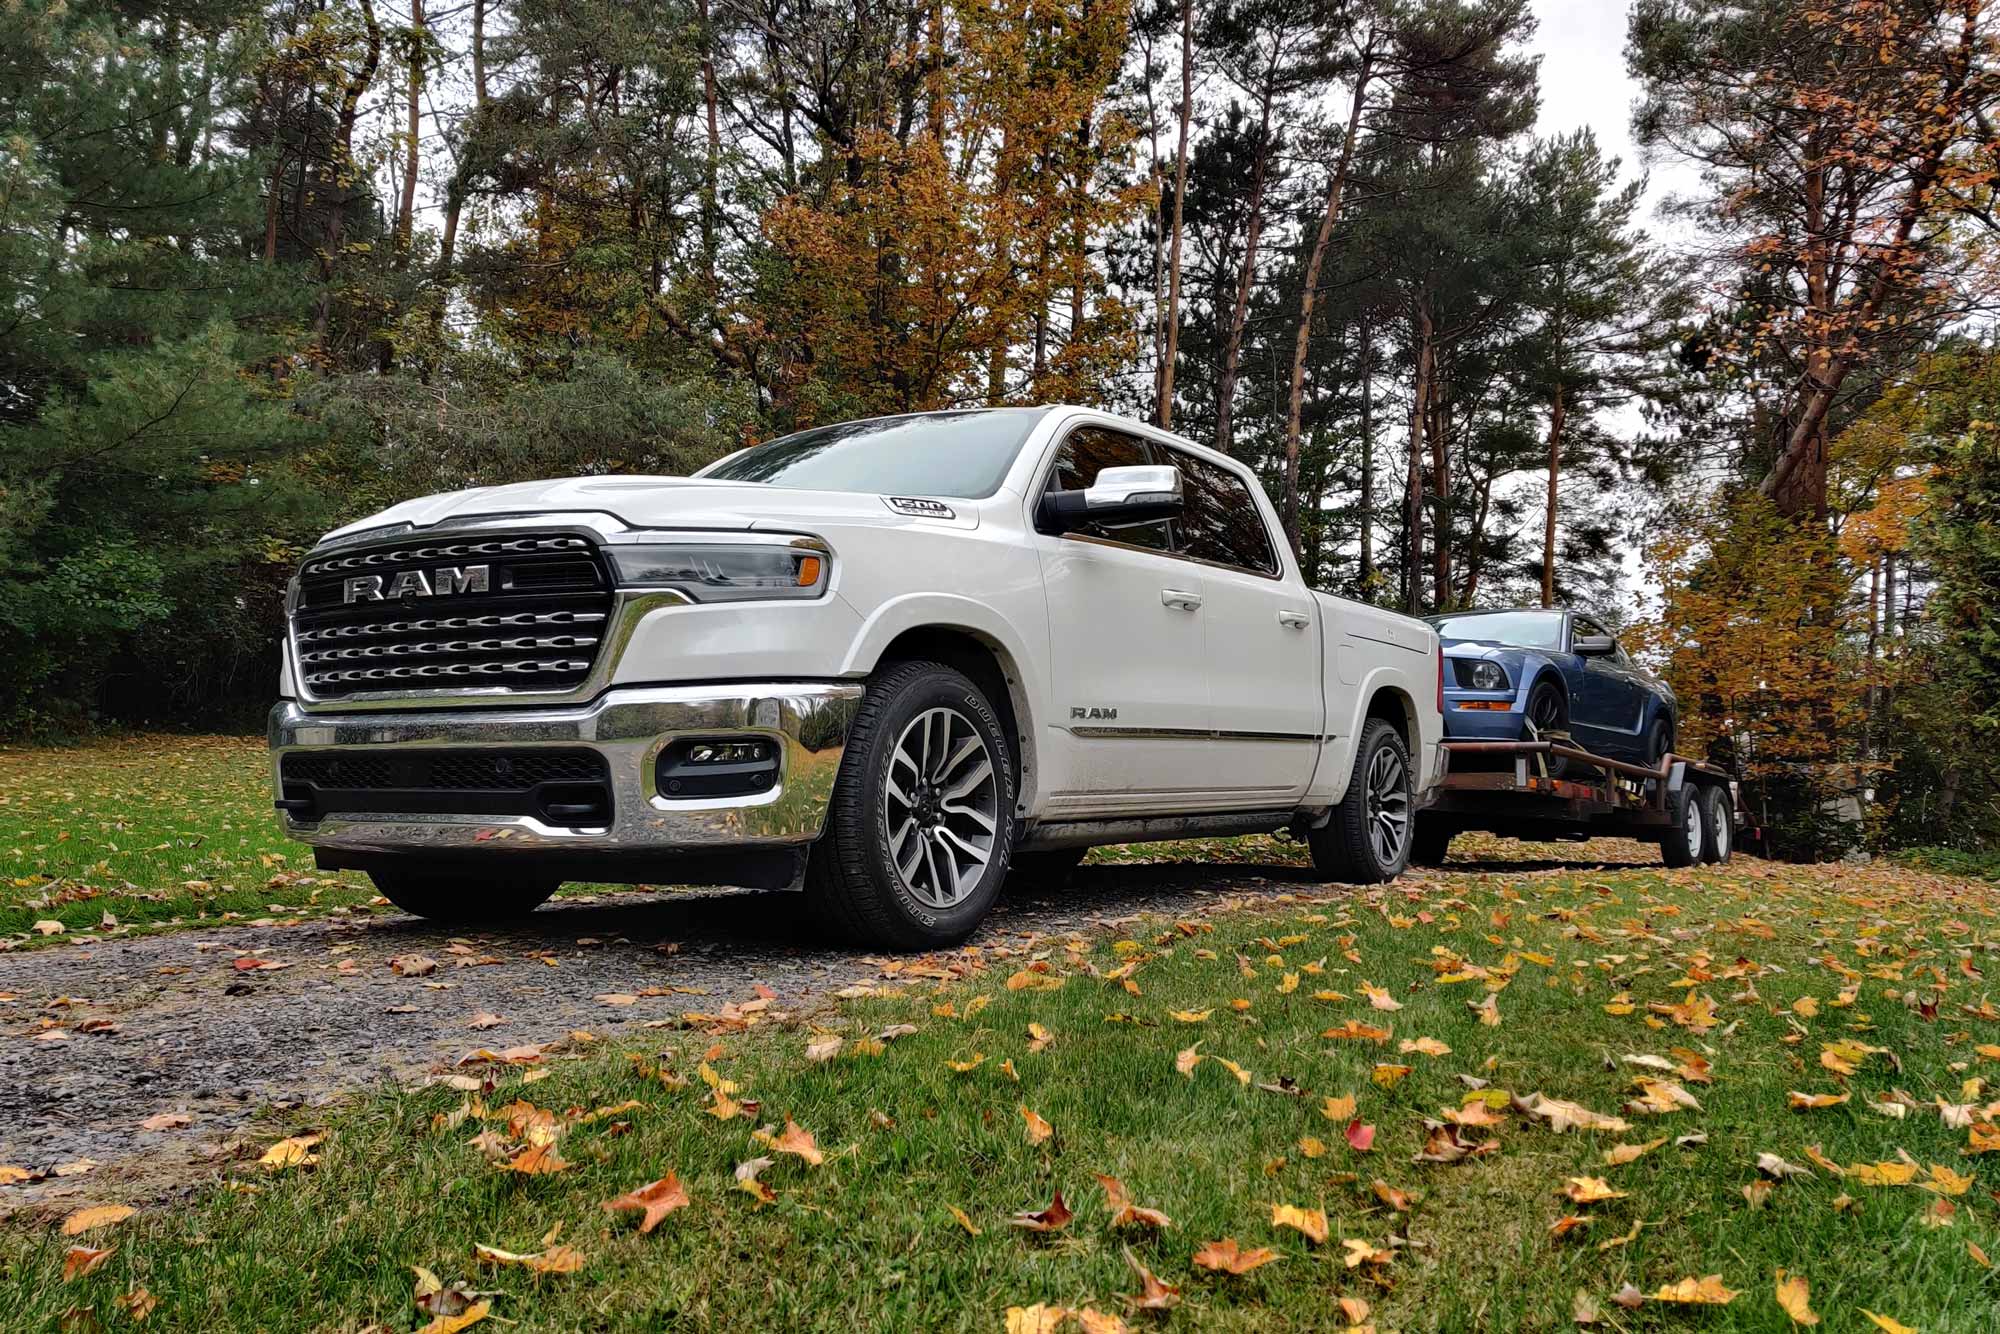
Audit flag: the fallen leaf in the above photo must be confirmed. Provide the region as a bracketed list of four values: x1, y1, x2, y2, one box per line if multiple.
[1788, 1090, 1849, 1111]
[1561, 1177, 1627, 1204]
[1021, 1106, 1054, 1146]
[391, 955, 438, 977]
[498, 1142, 569, 1174]
[1400, 1036, 1451, 1057]
[1774, 1270, 1820, 1326]
[1270, 1203, 1328, 1244]
[1192, 1237, 1281, 1275]
[1602, 1138, 1668, 1166]
[1858, 1312, 1917, 1334]
[138, 1112, 191, 1132]
[1006, 1304, 1070, 1334]
[1010, 1189, 1073, 1232]
[1321, 1093, 1357, 1121]
[474, 1242, 585, 1275]
[948, 1204, 982, 1236]
[1095, 1174, 1171, 1229]
[114, 1286, 157, 1321]
[734, 1157, 776, 1204]
[1651, 1275, 1738, 1305]
[1343, 1236, 1392, 1268]
[1344, 1119, 1376, 1153]
[1122, 1249, 1180, 1311]
[62, 1245, 113, 1281]
[415, 1301, 491, 1334]
[766, 1119, 823, 1166]
[258, 1133, 322, 1172]
[804, 1034, 842, 1063]
[1514, 1092, 1629, 1134]
[602, 1172, 690, 1232]
[60, 1205, 133, 1236]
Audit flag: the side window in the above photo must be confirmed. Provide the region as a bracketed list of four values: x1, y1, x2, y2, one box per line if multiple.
[1038, 427, 1173, 552]
[1165, 447, 1280, 576]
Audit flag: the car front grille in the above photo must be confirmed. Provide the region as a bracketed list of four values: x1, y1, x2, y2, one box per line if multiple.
[290, 531, 614, 700]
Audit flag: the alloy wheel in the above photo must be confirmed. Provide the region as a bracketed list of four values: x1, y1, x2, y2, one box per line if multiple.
[1365, 744, 1410, 868]
[881, 706, 999, 910]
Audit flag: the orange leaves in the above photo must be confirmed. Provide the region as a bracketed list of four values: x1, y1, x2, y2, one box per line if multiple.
[498, 1143, 570, 1175]
[1601, 1137, 1668, 1167]
[1361, 982, 1402, 1011]
[1398, 1036, 1451, 1058]
[601, 1172, 690, 1233]
[258, 1133, 323, 1172]
[1322, 1020, 1392, 1043]
[1192, 1237, 1281, 1275]
[1788, 1090, 1850, 1111]
[1269, 1203, 1327, 1244]
[474, 1242, 586, 1275]
[60, 1204, 134, 1235]
[754, 1119, 823, 1166]
[1559, 1176, 1627, 1205]
[62, 1245, 114, 1281]
[1648, 991, 1719, 1033]
[1095, 1175, 1171, 1230]
[1021, 1106, 1054, 1146]
[1320, 1093, 1358, 1122]
[1010, 1189, 1074, 1233]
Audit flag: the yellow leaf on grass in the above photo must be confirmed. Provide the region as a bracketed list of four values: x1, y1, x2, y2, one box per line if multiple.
[948, 1204, 982, 1236]
[1021, 1106, 1054, 1146]
[1175, 1043, 1203, 1076]
[1848, 1161, 1918, 1187]
[1171, 1009, 1213, 1024]
[1270, 1203, 1328, 1244]
[1213, 1056, 1252, 1087]
[1922, 1163, 1973, 1196]
[1602, 1138, 1668, 1167]
[1561, 1176, 1627, 1204]
[1399, 1037, 1451, 1057]
[60, 1205, 134, 1236]
[947, 1053, 986, 1073]
[1858, 1312, 1918, 1334]
[1362, 983, 1402, 1011]
[1005, 1305, 1069, 1334]
[1774, 1269, 1819, 1326]
[1322, 1020, 1393, 1042]
[1321, 1093, 1357, 1122]
[474, 1242, 585, 1275]
[1095, 1174, 1172, 1229]
[1371, 1063, 1413, 1088]
[258, 1133, 323, 1171]
[1651, 1275, 1738, 1305]
[1788, 1091, 1850, 1111]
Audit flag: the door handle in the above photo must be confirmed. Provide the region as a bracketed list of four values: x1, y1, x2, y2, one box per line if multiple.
[1277, 609, 1311, 629]
[1160, 588, 1203, 611]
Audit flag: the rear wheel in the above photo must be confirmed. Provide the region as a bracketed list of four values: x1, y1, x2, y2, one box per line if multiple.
[1699, 784, 1732, 864]
[1526, 680, 1570, 778]
[1659, 783, 1704, 869]
[805, 660, 1017, 949]
[1006, 846, 1087, 892]
[1307, 718, 1414, 884]
[369, 868, 558, 921]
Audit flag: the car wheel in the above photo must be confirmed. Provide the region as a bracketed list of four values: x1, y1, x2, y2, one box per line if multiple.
[1525, 680, 1570, 778]
[1699, 785, 1732, 864]
[1643, 717, 1674, 770]
[1005, 847, 1087, 892]
[1308, 718, 1414, 883]
[806, 659, 1017, 949]
[1659, 783, 1703, 869]
[369, 867, 558, 921]
[1408, 819, 1455, 868]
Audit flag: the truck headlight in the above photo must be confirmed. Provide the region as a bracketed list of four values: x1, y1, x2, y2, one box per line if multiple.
[607, 543, 829, 602]
[1468, 661, 1507, 692]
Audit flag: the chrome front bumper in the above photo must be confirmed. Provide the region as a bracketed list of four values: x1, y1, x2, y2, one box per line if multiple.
[268, 682, 863, 862]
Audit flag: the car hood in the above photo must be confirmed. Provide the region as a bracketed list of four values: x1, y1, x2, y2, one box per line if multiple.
[321, 476, 980, 542]
[1439, 640, 1537, 660]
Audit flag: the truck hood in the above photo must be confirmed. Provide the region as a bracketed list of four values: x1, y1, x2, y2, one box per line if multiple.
[322, 476, 980, 542]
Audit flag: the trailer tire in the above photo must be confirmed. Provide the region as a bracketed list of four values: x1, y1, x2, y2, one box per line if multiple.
[1698, 784, 1732, 864]
[1409, 820, 1455, 868]
[1308, 718, 1414, 884]
[1659, 783, 1704, 869]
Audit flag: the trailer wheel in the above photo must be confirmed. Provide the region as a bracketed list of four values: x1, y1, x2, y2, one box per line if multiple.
[1698, 784, 1732, 864]
[1409, 820, 1455, 868]
[1659, 783, 1704, 869]
[1308, 718, 1413, 884]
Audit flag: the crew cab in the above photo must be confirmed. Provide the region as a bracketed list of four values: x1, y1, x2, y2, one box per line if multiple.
[270, 407, 1446, 948]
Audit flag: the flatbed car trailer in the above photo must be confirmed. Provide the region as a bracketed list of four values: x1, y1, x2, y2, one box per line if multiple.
[1414, 738, 1743, 869]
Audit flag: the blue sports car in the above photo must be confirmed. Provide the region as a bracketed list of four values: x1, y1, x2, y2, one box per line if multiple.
[1425, 608, 1678, 767]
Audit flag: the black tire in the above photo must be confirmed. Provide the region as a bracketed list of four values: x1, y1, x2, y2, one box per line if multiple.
[805, 660, 1018, 949]
[1409, 820, 1455, 868]
[1643, 716, 1674, 767]
[1525, 680, 1570, 778]
[1006, 846, 1087, 892]
[1307, 717, 1414, 884]
[1699, 784, 1732, 864]
[369, 867, 557, 921]
[1659, 782, 1704, 868]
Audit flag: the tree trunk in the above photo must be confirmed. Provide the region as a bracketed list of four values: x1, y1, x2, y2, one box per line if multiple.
[314, 0, 382, 350]
[1463, 473, 1492, 605]
[394, 0, 424, 266]
[1404, 302, 1433, 616]
[699, 0, 722, 288]
[1214, 53, 1279, 457]
[1427, 315, 1449, 610]
[1281, 49, 1372, 550]
[1357, 321, 1374, 593]
[1157, 0, 1192, 429]
[1541, 379, 1564, 607]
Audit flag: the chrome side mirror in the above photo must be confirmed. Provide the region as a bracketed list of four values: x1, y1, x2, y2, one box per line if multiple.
[1041, 464, 1184, 533]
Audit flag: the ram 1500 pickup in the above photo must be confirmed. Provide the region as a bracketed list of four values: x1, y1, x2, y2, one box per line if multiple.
[270, 406, 1446, 947]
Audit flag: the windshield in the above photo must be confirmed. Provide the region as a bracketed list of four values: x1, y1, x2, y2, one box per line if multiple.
[1430, 610, 1565, 651]
[698, 409, 1051, 499]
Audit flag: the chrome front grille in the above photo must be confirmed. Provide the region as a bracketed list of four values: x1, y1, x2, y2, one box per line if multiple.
[290, 530, 615, 701]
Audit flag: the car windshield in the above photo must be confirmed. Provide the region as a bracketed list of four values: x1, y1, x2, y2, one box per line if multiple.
[697, 409, 1051, 499]
[1430, 610, 1565, 651]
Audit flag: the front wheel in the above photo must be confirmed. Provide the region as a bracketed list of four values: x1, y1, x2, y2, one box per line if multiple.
[369, 867, 557, 921]
[806, 660, 1017, 948]
[1525, 681, 1570, 778]
[1307, 718, 1414, 883]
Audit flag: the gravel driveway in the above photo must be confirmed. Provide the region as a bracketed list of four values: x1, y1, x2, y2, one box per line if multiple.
[0, 861, 1330, 1211]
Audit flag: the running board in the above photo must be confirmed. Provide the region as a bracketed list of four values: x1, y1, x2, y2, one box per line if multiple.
[1017, 810, 1293, 852]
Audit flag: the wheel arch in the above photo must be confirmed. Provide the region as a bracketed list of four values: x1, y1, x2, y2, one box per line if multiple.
[1363, 683, 1419, 759]
[860, 622, 1039, 817]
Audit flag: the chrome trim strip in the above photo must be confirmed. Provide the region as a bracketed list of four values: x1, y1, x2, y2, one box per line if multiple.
[1067, 726, 1333, 743]
[269, 682, 863, 855]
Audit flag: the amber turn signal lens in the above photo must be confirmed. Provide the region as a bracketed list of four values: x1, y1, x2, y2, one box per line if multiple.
[796, 555, 823, 586]
[1454, 700, 1512, 711]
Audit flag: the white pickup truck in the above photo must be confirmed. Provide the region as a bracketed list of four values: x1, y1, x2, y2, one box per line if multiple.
[270, 407, 1445, 947]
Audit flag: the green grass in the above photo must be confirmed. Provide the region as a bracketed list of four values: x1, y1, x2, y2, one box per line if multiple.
[7, 847, 2000, 1330]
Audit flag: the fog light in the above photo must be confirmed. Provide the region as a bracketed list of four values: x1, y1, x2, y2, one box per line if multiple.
[657, 737, 781, 799]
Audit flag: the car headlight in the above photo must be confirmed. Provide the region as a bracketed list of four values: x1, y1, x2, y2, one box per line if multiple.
[606, 543, 829, 602]
[1468, 661, 1507, 692]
